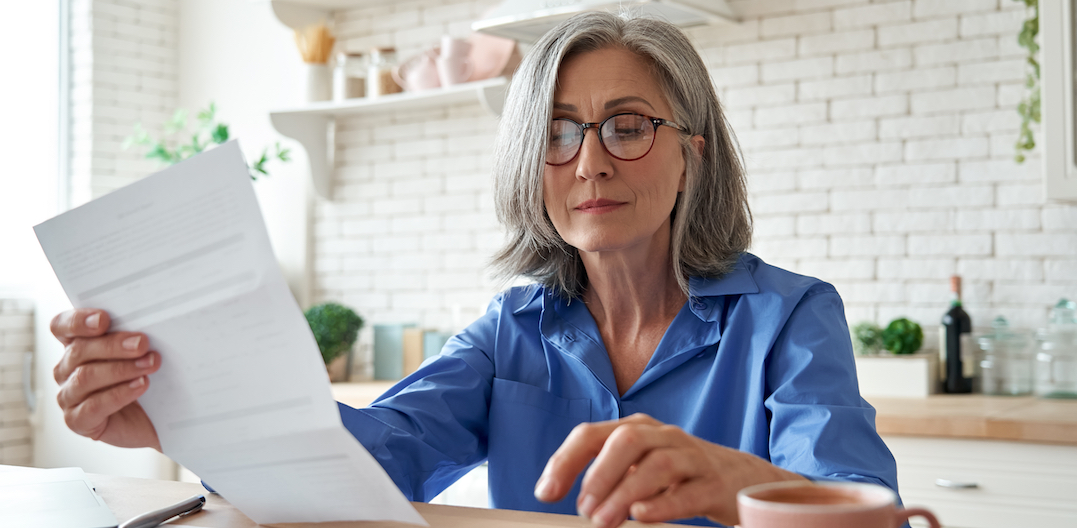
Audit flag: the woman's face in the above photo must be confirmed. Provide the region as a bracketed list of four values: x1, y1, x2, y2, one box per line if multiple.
[543, 47, 687, 260]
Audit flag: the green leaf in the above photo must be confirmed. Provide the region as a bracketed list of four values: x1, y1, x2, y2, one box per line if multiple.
[164, 109, 187, 134]
[211, 123, 229, 144]
[276, 143, 291, 162]
[146, 143, 175, 164]
[190, 133, 205, 153]
[196, 102, 216, 125]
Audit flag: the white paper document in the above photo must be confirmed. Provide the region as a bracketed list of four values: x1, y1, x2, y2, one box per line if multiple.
[34, 141, 426, 526]
[0, 467, 117, 528]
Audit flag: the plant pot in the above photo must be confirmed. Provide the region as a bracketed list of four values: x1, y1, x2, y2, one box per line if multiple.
[854, 352, 939, 398]
[327, 352, 350, 382]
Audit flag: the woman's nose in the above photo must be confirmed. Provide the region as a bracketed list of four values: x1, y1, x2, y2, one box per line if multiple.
[575, 129, 613, 181]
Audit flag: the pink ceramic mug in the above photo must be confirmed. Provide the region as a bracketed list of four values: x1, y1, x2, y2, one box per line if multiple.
[737, 481, 940, 528]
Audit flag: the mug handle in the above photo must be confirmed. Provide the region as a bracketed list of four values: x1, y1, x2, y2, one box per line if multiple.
[459, 59, 473, 82]
[390, 63, 408, 91]
[895, 507, 941, 528]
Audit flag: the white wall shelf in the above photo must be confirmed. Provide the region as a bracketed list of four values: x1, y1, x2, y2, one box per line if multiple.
[265, 0, 376, 30]
[269, 77, 509, 199]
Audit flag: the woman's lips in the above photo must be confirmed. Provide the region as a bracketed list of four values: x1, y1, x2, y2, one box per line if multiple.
[575, 199, 627, 214]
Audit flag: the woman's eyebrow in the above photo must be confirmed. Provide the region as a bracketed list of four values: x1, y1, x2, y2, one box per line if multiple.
[605, 96, 655, 111]
[551, 97, 656, 113]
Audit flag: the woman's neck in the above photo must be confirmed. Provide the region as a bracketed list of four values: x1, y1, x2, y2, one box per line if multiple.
[579, 239, 687, 339]
[579, 235, 687, 395]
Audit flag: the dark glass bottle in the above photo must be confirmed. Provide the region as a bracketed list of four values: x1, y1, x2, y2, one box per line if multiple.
[941, 275, 973, 393]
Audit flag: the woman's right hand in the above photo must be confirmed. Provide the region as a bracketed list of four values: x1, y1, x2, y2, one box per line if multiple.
[51, 309, 162, 451]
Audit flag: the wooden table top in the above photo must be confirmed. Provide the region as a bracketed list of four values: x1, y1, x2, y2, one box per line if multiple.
[86, 472, 673, 528]
[332, 383, 1077, 446]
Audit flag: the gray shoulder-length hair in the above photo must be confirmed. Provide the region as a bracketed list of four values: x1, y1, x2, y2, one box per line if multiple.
[490, 11, 752, 299]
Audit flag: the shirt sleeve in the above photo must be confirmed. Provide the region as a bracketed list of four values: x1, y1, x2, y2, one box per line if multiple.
[337, 293, 503, 501]
[762, 285, 901, 495]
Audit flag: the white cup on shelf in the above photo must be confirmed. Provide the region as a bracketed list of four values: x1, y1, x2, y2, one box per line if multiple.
[303, 62, 331, 102]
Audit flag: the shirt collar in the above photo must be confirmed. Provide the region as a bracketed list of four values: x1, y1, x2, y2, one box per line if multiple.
[686, 253, 760, 322]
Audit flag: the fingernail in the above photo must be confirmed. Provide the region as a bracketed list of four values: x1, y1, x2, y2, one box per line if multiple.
[534, 477, 553, 501]
[578, 494, 597, 518]
[591, 505, 619, 528]
[135, 354, 154, 368]
[85, 313, 101, 329]
[123, 336, 141, 350]
[129, 376, 145, 389]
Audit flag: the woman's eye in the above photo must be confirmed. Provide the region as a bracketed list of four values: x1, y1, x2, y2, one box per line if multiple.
[613, 127, 646, 139]
[550, 133, 575, 145]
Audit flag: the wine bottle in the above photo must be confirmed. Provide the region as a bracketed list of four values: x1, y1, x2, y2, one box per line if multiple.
[940, 275, 973, 393]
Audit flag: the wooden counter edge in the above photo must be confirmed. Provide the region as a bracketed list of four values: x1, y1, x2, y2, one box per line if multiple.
[869, 395, 1077, 446]
[337, 382, 1077, 446]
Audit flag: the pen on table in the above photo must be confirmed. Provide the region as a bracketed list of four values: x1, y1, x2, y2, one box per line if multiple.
[119, 494, 206, 528]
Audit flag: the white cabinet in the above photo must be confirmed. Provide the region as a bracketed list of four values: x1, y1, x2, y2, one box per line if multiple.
[1043, 0, 1077, 200]
[883, 435, 1077, 528]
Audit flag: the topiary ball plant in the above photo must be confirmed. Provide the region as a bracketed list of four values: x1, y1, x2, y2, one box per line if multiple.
[881, 318, 924, 355]
[304, 303, 363, 365]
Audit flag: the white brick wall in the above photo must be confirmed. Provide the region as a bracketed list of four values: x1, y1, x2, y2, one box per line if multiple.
[0, 300, 33, 466]
[680, 0, 1077, 334]
[63, 0, 1069, 366]
[317, 0, 502, 375]
[69, 0, 179, 205]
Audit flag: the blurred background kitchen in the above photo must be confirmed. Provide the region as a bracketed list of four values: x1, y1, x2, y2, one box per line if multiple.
[1, 1, 1075, 527]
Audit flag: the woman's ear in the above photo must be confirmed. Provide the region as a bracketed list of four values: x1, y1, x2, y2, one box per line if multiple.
[679, 135, 705, 193]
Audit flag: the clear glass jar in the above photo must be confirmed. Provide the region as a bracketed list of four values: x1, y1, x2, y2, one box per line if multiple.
[333, 52, 366, 101]
[367, 47, 401, 98]
[975, 316, 1033, 396]
[1035, 299, 1077, 399]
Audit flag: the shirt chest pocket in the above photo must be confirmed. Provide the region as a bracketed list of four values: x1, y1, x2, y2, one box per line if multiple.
[487, 378, 592, 512]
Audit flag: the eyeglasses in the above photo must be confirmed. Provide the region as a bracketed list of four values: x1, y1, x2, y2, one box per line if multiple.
[545, 113, 689, 166]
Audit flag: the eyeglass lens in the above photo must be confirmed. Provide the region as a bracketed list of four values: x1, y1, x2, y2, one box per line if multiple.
[547, 113, 657, 165]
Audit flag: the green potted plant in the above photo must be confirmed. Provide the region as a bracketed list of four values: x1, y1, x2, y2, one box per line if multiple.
[124, 102, 290, 179]
[304, 303, 364, 382]
[852, 317, 936, 398]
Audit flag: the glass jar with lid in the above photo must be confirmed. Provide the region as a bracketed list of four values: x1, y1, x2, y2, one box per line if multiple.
[367, 47, 401, 98]
[975, 316, 1033, 395]
[1035, 299, 1077, 399]
[333, 52, 366, 101]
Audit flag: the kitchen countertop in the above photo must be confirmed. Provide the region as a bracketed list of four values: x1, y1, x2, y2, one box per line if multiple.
[332, 383, 1077, 446]
[867, 394, 1077, 446]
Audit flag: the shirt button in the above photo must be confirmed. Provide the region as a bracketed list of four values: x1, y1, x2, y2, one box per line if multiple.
[692, 301, 708, 311]
[564, 333, 575, 342]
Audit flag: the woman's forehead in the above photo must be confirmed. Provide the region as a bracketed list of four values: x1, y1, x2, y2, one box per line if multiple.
[553, 47, 669, 112]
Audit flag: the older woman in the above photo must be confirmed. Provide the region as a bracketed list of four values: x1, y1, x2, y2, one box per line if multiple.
[49, 12, 899, 528]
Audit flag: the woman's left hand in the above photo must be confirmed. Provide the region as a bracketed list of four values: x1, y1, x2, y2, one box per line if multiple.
[533, 413, 806, 528]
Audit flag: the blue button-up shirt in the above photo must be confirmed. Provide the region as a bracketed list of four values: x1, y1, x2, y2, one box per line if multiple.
[338, 253, 900, 526]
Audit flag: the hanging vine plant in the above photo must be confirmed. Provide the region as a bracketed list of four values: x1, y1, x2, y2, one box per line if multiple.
[1014, 0, 1040, 163]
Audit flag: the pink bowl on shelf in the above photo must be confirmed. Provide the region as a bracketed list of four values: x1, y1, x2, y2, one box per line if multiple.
[466, 32, 521, 82]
